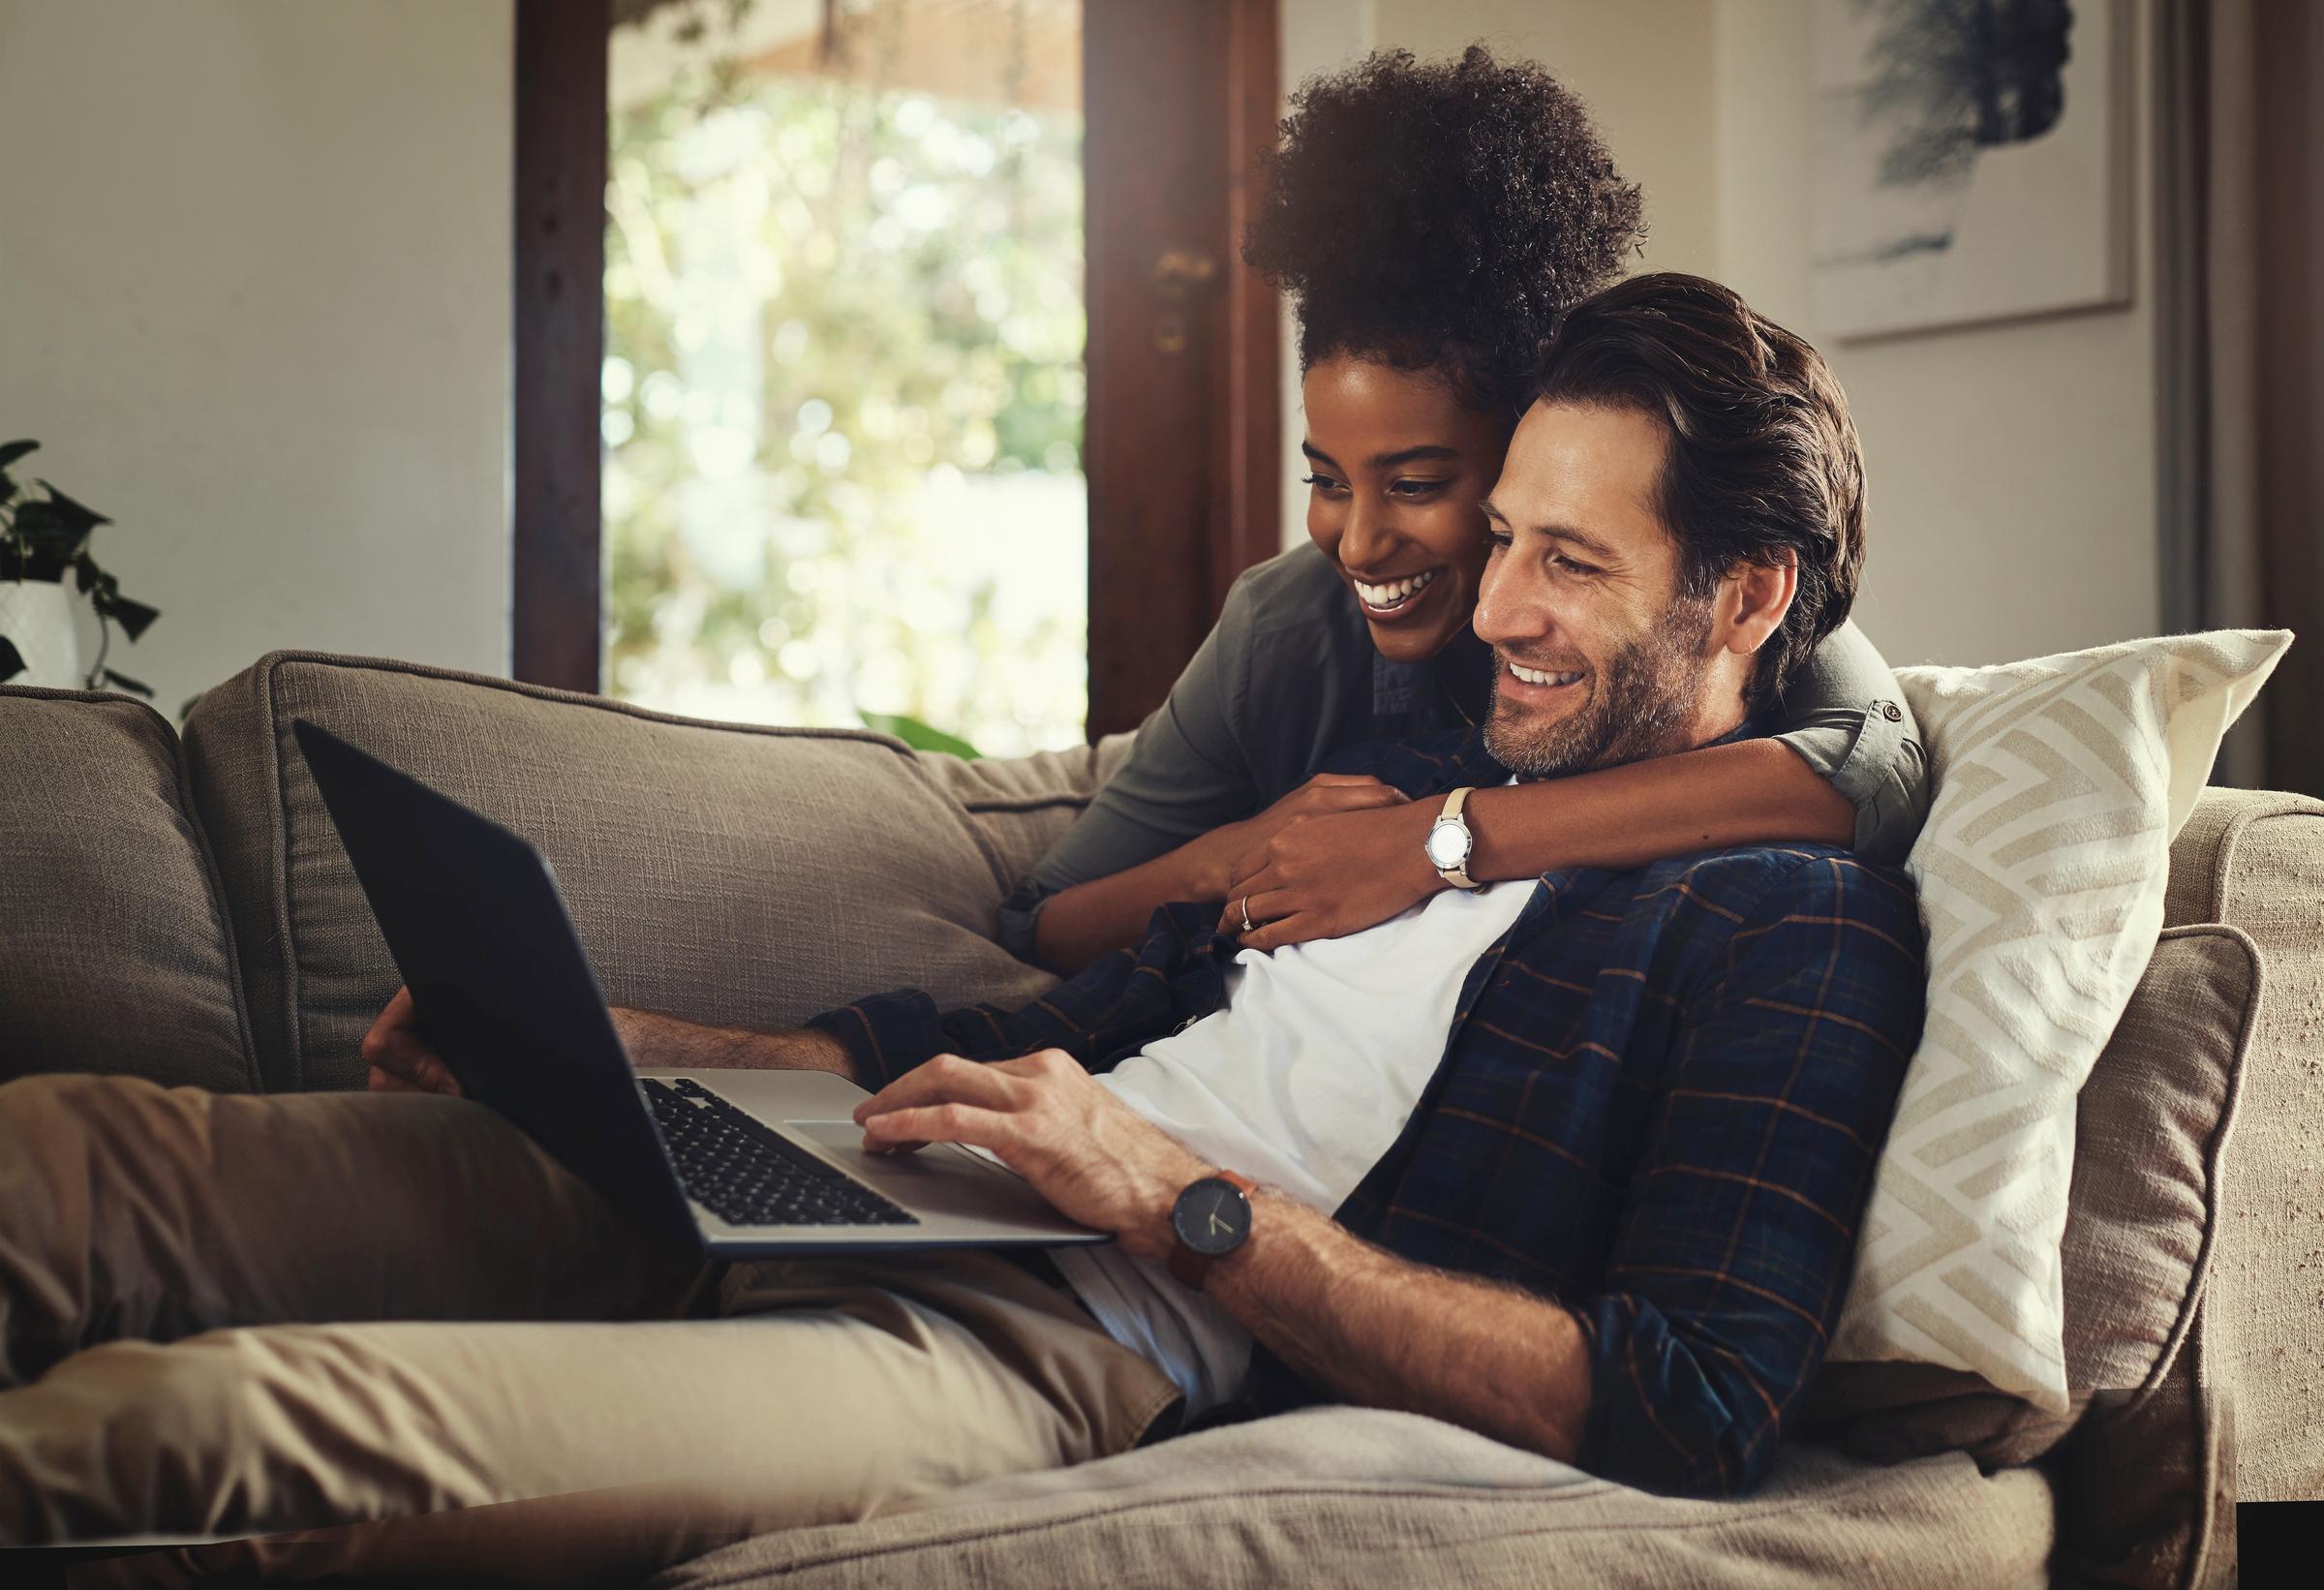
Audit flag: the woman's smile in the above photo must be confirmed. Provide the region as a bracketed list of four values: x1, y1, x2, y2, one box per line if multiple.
[1349, 565, 1446, 620]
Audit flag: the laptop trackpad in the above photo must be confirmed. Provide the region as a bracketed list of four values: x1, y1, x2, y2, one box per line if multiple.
[780, 1116, 1026, 1190]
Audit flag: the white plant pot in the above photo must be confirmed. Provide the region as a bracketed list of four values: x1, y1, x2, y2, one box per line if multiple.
[0, 577, 86, 689]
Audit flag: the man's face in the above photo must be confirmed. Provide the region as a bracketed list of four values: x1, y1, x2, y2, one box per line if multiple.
[1473, 400, 1727, 779]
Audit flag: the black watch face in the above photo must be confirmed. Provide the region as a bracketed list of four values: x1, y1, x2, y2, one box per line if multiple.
[1172, 1177, 1252, 1258]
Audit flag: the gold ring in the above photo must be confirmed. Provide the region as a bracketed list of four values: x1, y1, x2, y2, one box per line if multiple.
[1239, 896, 1254, 933]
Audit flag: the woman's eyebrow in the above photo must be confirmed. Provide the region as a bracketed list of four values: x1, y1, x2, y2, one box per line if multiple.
[1368, 444, 1460, 469]
[1301, 442, 1461, 472]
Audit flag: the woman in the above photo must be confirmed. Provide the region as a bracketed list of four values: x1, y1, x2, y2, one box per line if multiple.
[1010, 46, 1926, 974]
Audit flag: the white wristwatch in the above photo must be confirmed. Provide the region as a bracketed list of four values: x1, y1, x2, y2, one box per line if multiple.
[1424, 786, 1482, 890]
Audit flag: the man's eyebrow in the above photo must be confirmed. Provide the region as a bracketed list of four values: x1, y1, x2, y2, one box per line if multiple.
[1477, 500, 1621, 563]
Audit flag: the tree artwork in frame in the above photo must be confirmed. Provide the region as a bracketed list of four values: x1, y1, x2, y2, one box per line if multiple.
[1810, 0, 2133, 341]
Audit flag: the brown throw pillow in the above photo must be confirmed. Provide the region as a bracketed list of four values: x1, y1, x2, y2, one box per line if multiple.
[1803, 924, 2258, 1469]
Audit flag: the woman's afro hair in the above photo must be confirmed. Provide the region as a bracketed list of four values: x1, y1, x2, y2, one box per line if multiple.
[1242, 46, 1645, 412]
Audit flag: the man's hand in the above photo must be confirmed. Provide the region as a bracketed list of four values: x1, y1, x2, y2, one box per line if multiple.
[1220, 796, 1444, 951]
[362, 986, 462, 1096]
[852, 1050, 1207, 1260]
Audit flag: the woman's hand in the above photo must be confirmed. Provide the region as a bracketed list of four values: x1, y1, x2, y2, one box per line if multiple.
[1220, 796, 1444, 951]
[1185, 774, 1411, 899]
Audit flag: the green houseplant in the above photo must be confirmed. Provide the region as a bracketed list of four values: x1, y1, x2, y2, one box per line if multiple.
[0, 440, 160, 695]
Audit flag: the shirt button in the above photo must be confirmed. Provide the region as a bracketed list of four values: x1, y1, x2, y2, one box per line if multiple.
[1880, 701, 1903, 722]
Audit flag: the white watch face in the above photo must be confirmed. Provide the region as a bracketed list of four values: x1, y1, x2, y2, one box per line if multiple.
[1425, 820, 1469, 870]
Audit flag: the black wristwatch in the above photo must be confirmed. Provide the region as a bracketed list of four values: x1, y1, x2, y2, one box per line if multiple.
[1167, 1170, 1257, 1292]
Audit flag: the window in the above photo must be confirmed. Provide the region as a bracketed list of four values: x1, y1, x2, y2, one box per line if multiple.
[513, 1, 1279, 744]
[604, 0, 1086, 754]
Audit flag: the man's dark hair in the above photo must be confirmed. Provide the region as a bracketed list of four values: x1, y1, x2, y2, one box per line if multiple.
[1241, 46, 1645, 413]
[1531, 272, 1866, 710]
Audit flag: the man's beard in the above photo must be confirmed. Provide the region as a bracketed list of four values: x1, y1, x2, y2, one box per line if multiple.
[1482, 594, 1721, 779]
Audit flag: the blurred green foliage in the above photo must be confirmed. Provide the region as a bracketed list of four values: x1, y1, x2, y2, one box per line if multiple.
[603, 60, 1088, 754]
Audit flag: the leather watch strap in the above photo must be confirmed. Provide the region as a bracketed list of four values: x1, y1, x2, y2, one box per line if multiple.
[1436, 785, 1480, 890]
[1166, 1170, 1258, 1293]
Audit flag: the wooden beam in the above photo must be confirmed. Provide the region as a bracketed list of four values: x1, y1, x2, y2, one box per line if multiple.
[1084, 0, 1282, 741]
[512, 0, 609, 693]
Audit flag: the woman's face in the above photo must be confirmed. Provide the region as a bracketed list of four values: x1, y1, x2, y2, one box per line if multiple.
[1300, 355, 1515, 665]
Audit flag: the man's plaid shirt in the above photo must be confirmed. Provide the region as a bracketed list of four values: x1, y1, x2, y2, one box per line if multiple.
[810, 727, 1926, 1497]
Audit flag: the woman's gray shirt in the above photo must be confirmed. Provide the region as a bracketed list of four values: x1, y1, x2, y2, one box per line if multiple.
[998, 542, 1927, 959]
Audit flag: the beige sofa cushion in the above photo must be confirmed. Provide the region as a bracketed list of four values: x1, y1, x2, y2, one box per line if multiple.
[2159, 789, 2324, 1505]
[181, 653, 1060, 1093]
[0, 686, 256, 1091]
[1806, 923, 2258, 1470]
[646, 1408, 2053, 1590]
[915, 735, 1132, 898]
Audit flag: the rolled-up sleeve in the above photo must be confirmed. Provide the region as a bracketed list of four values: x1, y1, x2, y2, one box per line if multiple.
[812, 902, 1236, 1088]
[1574, 852, 1925, 1496]
[1768, 621, 1930, 865]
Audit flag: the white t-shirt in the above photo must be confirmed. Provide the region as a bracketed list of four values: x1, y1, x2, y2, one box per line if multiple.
[1051, 864, 1535, 1419]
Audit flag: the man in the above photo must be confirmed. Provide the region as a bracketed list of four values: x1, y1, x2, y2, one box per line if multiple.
[0, 274, 1922, 1566]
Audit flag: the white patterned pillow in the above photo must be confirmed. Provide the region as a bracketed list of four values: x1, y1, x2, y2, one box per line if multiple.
[1827, 629, 2291, 1411]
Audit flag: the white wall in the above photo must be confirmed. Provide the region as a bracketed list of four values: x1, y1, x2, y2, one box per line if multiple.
[1280, 0, 2166, 668]
[1712, 0, 2159, 668]
[0, 0, 512, 716]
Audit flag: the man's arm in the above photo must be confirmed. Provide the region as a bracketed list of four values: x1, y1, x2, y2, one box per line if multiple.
[607, 1006, 854, 1078]
[1564, 851, 1925, 1494]
[852, 852, 1923, 1490]
[810, 898, 1235, 1091]
[1203, 1194, 1591, 1462]
[361, 986, 854, 1094]
[850, 1052, 1594, 1463]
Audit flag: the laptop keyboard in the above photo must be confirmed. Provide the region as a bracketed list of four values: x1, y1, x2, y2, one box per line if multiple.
[640, 1077, 918, 1229]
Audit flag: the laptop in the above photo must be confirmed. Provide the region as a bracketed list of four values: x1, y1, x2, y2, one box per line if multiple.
[290, 718, 1109, 1259]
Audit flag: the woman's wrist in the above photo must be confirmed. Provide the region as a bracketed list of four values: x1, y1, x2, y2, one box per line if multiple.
[1176, 821, 1243, 900]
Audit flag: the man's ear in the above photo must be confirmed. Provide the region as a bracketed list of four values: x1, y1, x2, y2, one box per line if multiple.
[1718, 553, 1797, 658]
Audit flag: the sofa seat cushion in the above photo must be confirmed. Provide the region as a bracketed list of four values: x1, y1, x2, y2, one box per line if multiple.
[182, 653, 1062, 1092]
[645, 1408, 2054, 1590]
[0, 686, 257, 1090]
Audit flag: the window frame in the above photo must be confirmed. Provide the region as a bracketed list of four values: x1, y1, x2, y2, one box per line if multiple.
[511, 0, 1281, 745]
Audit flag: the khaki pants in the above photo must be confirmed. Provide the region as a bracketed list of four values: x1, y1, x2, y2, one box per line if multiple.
[0, 1075, 1181, 1582]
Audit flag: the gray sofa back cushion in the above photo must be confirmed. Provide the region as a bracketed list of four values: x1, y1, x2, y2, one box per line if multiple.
[182, 653, 1061, 1093]
[915, 736, 1133, 897]
[0, 686, 257, 1091]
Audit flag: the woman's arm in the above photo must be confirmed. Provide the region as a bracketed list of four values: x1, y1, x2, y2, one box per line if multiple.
[1033, 774, 1410, 972]
[1222, 738, 1851, 950]
[1760, 618, 1930, 864]
[1221, 622, 1923, 951]
[1016, 546, 1383, 974]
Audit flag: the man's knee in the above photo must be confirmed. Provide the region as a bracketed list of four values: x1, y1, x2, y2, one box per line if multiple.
[0, 1329, 444, 1544]
[0, 1071, 182, 1161]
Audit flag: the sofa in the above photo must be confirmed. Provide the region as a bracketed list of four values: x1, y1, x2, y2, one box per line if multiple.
[4, 649, 2319, 1588]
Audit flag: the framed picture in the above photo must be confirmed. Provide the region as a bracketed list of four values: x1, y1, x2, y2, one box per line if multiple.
[1811, 0, 2133, 340]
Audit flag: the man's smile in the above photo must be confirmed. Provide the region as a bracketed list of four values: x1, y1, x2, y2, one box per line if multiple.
[1498, 657, 1587, 695]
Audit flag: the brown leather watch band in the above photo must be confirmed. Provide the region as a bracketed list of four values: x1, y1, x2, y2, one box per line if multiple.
[1166, 1170, 1258, 1293]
